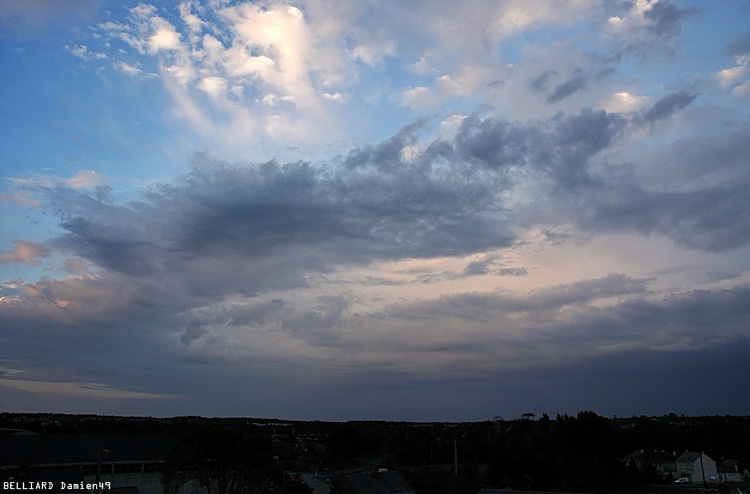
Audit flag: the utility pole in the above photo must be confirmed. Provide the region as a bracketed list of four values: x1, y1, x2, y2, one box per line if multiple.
[454, 439, 458, 477]
[95, 449, 109, 494]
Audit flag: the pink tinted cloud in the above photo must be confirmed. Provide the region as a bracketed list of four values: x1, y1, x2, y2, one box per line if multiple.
[0, 240, 50, 266]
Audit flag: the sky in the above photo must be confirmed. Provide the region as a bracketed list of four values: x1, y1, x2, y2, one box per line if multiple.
[1, 0, 749, 422]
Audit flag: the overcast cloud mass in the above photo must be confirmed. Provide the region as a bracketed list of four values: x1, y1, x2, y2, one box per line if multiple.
[1, 0, 750, 421]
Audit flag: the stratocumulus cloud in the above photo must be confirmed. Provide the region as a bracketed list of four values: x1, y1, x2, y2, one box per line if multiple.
[1, 0, 750, 420]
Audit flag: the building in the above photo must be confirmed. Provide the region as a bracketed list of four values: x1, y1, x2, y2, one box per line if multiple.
[718, 459, 748, 484]
[623, 450, 677, 480]
[675, 451, 718, 485]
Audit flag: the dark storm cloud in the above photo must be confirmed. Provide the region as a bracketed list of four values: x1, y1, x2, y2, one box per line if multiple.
[637, 90, 698, 124]
[530, 273, 651, 309]
[612, 285, 750, 334]
[461, 257, 527, 276]
[32, 94, 746, 316]
[654, 129, 750, 182]
[452, 108, 627, 191]
[545, 105, 750, 253]
[528, 70, 557, 93]
[643, 1, 697, 37]
[546, 69, 587, 103]
[4, 102, 750, 412]
[534, 284, 750, 350]
[332, 338, 750, 421]
[45, 155, 506, 300]
[280, 295, 350, 333]
[382, 280, 750, 360]
[463, 259, 494, 276]
[0, 106, 643, 366]
[6, 96, 742, 358]
[38, 108, 630, 304]
[0, 275, 181, 399]
[471, 340, 750, 419]
[582, 173, 750, 252]
[402, 257, 527, 283]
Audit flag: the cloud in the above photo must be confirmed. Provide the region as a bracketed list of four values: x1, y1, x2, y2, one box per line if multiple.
[61, 258, 91, 275]
[0, 377, 177, 400]
[0, 107, 636, 372]
[717, 66, 744, 88]
[0, 192, 42, 207]
[352, 40, 397, 67]
[727, 32, 750, 58]
[0, 0, 100, 36]
[1, 0, 749, 421]
[91, 1, 356, 150]
[414, 0, 595, 54]
[529, 273, 652, 309]
[716, 34, 750, 98]
[66, 44, 107, 61]
[606, 0, 695, 38]
[580, 179, 750, 253]
[1, 240, 50, 266]
[80, 0, 627, 149]
[637, 90, 698, 124]
[116, 61, 143, 76]
[314, 278, 750, 383]
[528, 70, 557, 93]
[7, 170, 108, 190]
[461, 256, 527, 277]
[65, 170, 108, 189]
[733, 82, 750, 98]
[50, 140, 513, 287]
[604, 0, 696, 62]
[18, 100, 745, 312]
[728, 31, 750, 53]
[642, 0, 696, 37]
[3, 258, 749, 393]
[3, 80, 750, 415]
[602, 91, 648, 112]
[546, 69, 588, 103]
[389, 273, 652, 324]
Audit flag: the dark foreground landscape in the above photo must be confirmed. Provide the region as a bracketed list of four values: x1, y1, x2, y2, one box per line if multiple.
[2, 412, 749, 494]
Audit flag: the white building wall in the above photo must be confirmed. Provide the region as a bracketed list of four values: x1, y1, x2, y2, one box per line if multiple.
[676, 454, 718, 484]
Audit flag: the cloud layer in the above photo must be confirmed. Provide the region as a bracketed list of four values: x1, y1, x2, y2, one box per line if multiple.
[1, 0, 750, 419]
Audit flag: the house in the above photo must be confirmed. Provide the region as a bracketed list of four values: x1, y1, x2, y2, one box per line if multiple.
[331, 471, 414, 494]
[718, 459, 748, 483]
[675, 451, 718, 484]
[623, 450, 677, 479]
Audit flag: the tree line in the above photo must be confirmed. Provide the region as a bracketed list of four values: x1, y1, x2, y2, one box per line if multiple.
[3, 412, 750, 493]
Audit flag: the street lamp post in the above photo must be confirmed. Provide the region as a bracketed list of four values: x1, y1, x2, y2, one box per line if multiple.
[96, 449, 109, 494]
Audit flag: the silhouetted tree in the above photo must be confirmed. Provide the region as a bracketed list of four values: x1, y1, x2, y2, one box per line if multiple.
[326, 424, 362, 459]
[162, 423, 280, 494]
